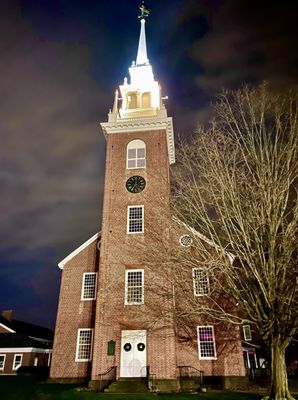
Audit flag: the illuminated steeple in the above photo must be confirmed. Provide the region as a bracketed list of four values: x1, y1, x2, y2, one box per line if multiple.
[136, 18, 148, 65]
[117, 5, 159, 119]
[102, 2, 175, 165]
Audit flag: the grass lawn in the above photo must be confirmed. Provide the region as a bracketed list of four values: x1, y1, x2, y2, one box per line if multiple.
[0, 376, 264, 400]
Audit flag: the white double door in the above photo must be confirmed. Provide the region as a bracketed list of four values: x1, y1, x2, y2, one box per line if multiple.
[120, 330, 147, 377]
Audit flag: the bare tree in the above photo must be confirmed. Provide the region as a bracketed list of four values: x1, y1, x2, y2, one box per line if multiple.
[169, 84, 298, 400]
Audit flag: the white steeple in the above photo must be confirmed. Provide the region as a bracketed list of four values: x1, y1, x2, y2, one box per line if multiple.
[102, 2, 175, 165]
[136, 18, 148, 65]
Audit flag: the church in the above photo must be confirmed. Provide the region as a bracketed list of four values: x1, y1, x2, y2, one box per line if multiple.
[50, 6, 246, 392]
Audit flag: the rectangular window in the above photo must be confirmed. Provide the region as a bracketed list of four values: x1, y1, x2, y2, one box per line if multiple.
[197, 326, 217, 359]
[127, 148, 146, 169]
[127, 206, 144, 234]
[75, 329, 93, 362]
[81, 272, 97, 300]
[125, 269, 144, 305]
[243, 325, 252, 341]
[193, 268, 209, 296]
[13, 354, 23, 370]
[0, 355, 6, 370]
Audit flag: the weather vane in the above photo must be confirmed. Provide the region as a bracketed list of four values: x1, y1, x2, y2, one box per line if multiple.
[138, 1, 150, 19]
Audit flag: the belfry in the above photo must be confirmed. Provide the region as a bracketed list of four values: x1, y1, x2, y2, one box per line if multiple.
[50, 4, 246, 392]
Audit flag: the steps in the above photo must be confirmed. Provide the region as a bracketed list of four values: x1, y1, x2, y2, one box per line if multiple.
[104, 378, 150, 393]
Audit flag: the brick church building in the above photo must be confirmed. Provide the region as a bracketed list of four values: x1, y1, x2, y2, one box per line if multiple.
[50, 7, 246, 392]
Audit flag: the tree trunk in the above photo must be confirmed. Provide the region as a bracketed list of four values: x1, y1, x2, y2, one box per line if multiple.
[269, 337, 294, 400]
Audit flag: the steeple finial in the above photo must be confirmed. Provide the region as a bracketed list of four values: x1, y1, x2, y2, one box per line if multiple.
[136, 1, 150, 65]
[138, 1, 150, 20]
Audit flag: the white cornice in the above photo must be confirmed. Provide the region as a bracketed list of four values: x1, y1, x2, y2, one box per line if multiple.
[58, 232, 101, 270]
[100, 116, 175, 165]
[0, 347, 51, 353]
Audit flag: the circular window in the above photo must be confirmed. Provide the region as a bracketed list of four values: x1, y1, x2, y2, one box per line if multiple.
[179, 234, 193, 247]
[123, 343, 132, 352]
[137, 342, 146, 351]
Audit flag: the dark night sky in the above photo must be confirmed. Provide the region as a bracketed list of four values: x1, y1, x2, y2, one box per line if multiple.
[0, 0, 297, 329]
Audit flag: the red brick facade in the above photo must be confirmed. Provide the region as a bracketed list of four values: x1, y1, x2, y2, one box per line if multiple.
[50, 16, 246, 390]
[50, 124, 246, 387]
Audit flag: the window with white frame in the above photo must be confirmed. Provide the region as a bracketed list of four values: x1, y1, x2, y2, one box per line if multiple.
[0, 355, 5, 370]
[125, 269, 144, 305]
[75, 329, 93, 362]
[127, 140, 146, 169]
[13, 354, 22, 370]
[243, 325, 252, 341]
[81, 272, 97, 300]
[197, 326, 217, 359]
[127, 206, 144, 233]
[193, 268, 209, 296]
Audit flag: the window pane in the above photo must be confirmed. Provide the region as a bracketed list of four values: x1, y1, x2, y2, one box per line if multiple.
[128, 149, 136, 159]
[243, 325, 252, 341]
[127, 159, 136, 169]
[13, 355, 22, 369]
[127, 140, 146, 170]
[128, 206, 143, 233]
[76, 330, 93, 361]
[198, 326, 216, 359]
[193, 269, 209, 296]
[126, 270, 144, 304]
[137, 148, 145, 158]
[82, 273, 97, 300]
[137, 159, 145, 168]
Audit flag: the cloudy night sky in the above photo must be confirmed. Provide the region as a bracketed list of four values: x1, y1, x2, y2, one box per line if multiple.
[0, 0, 297, 329]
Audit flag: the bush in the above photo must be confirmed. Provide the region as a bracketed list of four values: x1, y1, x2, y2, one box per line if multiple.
[17, 366, 50, 379]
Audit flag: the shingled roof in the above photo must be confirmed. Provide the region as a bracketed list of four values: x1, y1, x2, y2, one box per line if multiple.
[0, 316, 53, 340]
[0, 332, 52, 349]
[0, 315, 54, 349]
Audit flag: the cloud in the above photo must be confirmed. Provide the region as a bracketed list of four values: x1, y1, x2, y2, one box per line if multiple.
[188, 0, 298, 94]
[0, 2, 107, 261]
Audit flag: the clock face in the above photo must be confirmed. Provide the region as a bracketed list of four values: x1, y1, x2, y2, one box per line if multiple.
[126, 175, 146, 193]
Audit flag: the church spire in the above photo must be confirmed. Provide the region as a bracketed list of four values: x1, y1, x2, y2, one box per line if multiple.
[136, 2, 150, 65]
[136, 19, 148, 65]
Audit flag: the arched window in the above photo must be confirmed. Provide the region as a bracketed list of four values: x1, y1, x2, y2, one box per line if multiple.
[127, 139, 146, 169]
[141, 92, 151, 108]
[128, 93, 137, 109]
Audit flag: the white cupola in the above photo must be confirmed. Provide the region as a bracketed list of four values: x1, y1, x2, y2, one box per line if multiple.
[117, 12, 161, 119]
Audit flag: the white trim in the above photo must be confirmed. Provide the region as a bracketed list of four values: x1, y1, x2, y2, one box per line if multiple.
[0, 354, 6, 370]
[127, 139, 146, 170]
[197, 326, 217, 360]
[0, 347, 51, 353]
[125, 269, 144, 305]
[243, 348, 258, 369]
[243, 325, 252, 341]
[75, 329, 93, 362]
[100, 115, 175, 165]
[81, 272, 98, 301]
[47, 351, 52, 367]
[58, 232, 100, 270]
[0, 323, 15, 333]
[127, 205, 144, 234]
[12, 354, 23, 370]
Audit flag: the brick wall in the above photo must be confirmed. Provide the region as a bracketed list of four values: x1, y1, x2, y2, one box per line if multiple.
[91, 128, 178, 380]
[50, 241, 98, 379]
[51, 125, 246, 383]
